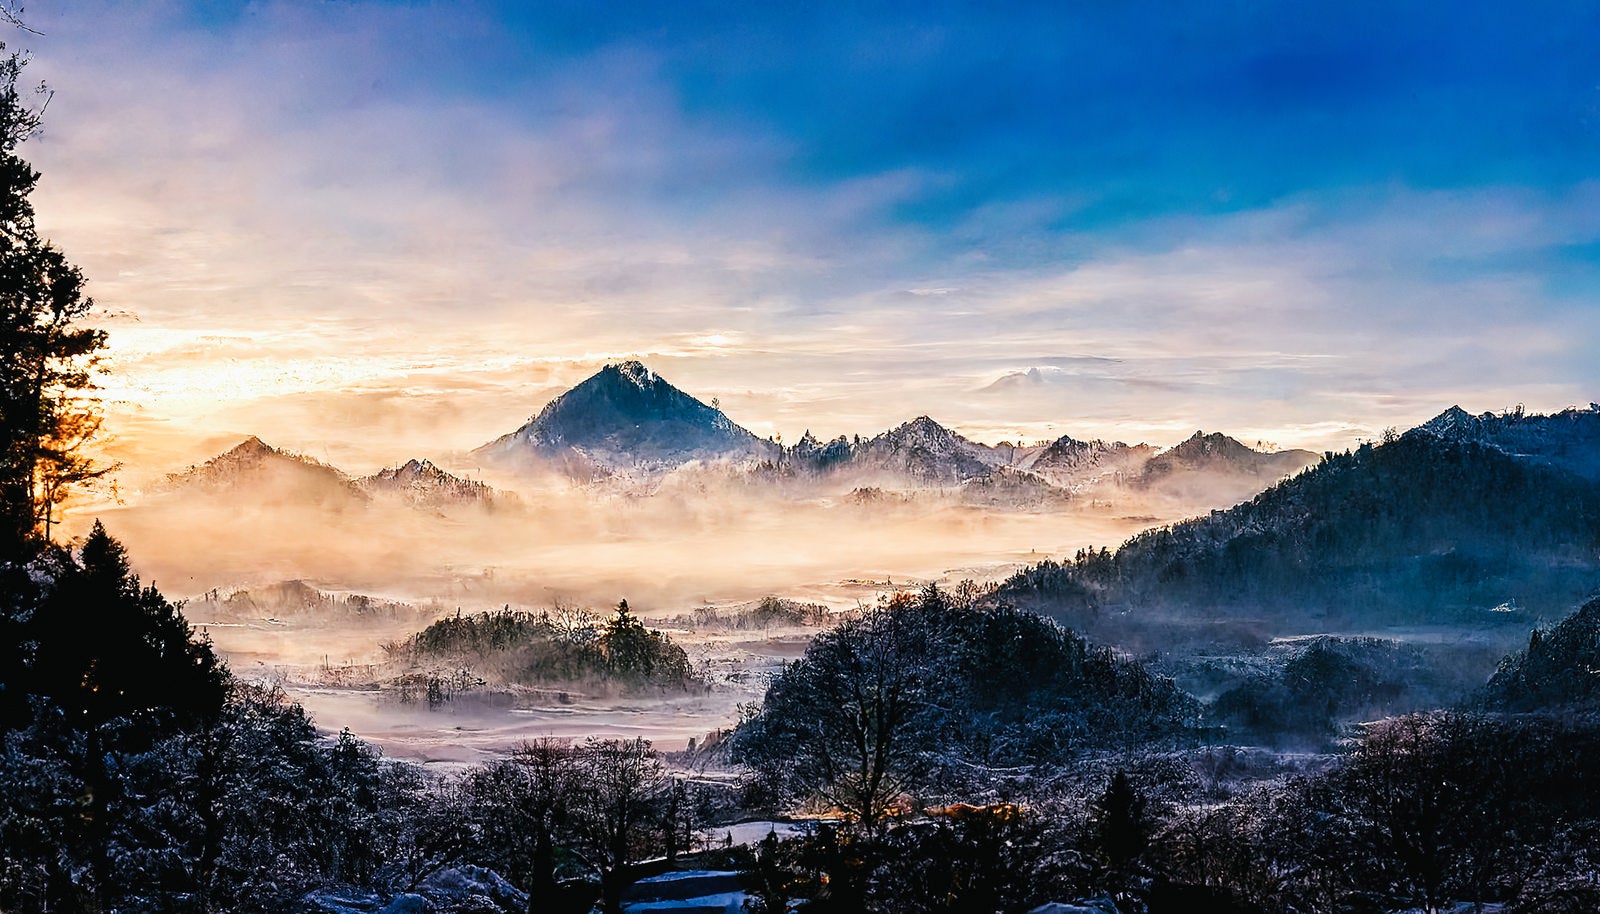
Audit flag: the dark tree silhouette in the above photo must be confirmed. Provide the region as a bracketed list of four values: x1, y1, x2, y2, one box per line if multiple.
[570, 737, 666, 914]
[0, 44, 109, 560]
[1091, 771, 1150, 876]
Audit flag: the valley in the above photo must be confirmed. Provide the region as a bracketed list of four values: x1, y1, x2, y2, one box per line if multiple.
[81, 364, 1600, 775]
[81, 362, 1352, 764]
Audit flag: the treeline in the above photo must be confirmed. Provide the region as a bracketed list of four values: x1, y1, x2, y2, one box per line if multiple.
[661, 595, 833, 632]
[998, 431, 1600, 628]
[194, 580, 423, 621]
[385, 601, 700, 696]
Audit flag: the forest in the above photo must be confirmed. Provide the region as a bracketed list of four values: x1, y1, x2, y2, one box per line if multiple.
[8, 532, 1600, 913]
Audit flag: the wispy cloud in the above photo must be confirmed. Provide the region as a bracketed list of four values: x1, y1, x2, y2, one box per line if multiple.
[11, 3, 1598, 477]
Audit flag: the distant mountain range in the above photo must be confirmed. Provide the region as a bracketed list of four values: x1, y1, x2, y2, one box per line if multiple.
[996, 403, 1600, 631]
[470, 361, 1318, 505]
[164, 365, 1592, 527]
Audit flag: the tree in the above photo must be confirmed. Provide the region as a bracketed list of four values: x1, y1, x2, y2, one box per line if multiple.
[570, 737, 665, 914]
[1089, 771, 1150, 882]
[459, 738, 580, 908]
[733, 599, 930, 830]
[1334, 712, 1468, 914]
[0, 43, 109, 561]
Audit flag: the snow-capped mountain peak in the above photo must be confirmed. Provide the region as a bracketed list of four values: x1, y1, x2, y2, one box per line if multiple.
[473, 361, 774, 475]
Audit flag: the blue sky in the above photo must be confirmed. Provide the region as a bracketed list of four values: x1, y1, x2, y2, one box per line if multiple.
[16, 1, 1600, 474]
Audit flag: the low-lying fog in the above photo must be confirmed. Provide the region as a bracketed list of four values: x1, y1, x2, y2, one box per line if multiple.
[74, 474, 1258, 765]
[97, 480, 1180, 608]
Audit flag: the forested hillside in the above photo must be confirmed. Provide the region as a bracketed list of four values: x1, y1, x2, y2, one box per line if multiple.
[998, 425, 1600, 629]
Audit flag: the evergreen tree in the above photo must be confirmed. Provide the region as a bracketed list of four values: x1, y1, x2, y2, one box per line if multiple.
[0, 43, 108, 561]
[1090, 771, 1149, 875]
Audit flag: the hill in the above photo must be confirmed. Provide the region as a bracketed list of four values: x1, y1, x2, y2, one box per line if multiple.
[1412, 403, 1600, 481]
[158, 437, 365, 507]
[996, 411, 1600, 630]
[1479, 595, 1600, 711]
[729, 586, 1198, 808]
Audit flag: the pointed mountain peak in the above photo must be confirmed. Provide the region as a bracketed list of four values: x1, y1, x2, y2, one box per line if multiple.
[902, 415, 948, 433]
[474, 361, 771, 472]
[1167, 431, 1251, 457]
[210, 436, 336, 469]
[159, 435, 356, 500]
[1418, 405, 1481, 437]
[225, 435, 275, 457]
[362, 458, 491, 503]
[601, 359, 659, 389]
[876, 416, 971, 449]
[373, 457, 443, 480]
[210, 436, 334, 469]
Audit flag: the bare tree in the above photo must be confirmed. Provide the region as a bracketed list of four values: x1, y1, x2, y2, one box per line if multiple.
[571, 737, 666, 914]
[735, 596, 931, 831]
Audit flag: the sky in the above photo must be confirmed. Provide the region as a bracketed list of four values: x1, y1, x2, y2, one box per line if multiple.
[15, 1, 1600, 482]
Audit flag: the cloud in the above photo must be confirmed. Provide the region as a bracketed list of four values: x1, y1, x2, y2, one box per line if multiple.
[9, 3, 1598, 482]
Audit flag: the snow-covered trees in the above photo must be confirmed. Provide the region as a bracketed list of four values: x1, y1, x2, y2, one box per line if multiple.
[459, 738, 578, 902]
[447, 736, 685, 914]
[731, 586, 1197, 821]
[735, 596, 931, 829]
[0, 523, 229, 910]
[571, 737, 668, 914]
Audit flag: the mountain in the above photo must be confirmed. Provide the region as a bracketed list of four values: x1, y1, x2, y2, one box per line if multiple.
[159, 440, 495, 513]
[473, 361, 775, 476]
[358, 459, 495, 508]
[776, 416, 1038, 489]
[996, 410, 1600, 630]
[979, 366, 1049, 393]
[1021, 434, 1155, 489]
[1137, 431, 1318, 484]
[158, 437, 364, 507]
[1409, 404, 1600, 481]
[851, 416, 1007, 484]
